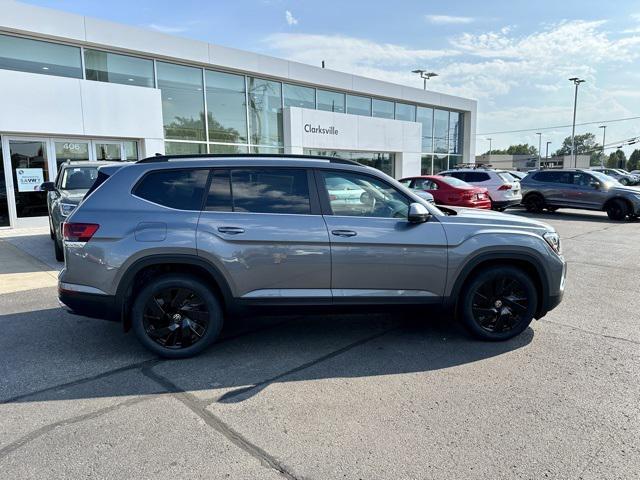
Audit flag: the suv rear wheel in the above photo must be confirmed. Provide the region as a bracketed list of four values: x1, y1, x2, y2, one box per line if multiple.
[524, 193, 545, 213]
[459, 266, 537, 341]
[131, 274, 223, 358]
[605, 199, 629, 221]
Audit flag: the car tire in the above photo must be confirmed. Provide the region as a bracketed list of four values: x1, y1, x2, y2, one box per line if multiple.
[524, 193, 545, 213]
[53, 234, 64, 261]
[459, 265, 537, 341]
[605, 199, 629, 221]
[131, 274, 223, 359]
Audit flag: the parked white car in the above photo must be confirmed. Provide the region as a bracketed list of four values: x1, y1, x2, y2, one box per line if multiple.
[438, 168, 522, 211]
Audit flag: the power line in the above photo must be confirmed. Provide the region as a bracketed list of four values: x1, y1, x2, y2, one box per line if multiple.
[476, 115, 640, 136]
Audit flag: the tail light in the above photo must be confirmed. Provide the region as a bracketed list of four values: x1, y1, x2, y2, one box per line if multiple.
[497, 184, 513, 191]
[63, 223, 99, 242]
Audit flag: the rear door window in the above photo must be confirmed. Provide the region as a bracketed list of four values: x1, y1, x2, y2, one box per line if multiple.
[134, 169, 209, 210]
[207, 168, 312, 214]
[465, 172, 490, 182]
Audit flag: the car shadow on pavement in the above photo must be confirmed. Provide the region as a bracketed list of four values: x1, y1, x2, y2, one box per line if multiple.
[0, 308, 534, 405]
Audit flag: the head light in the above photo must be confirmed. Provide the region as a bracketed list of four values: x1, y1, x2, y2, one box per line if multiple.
[543, 231, 561, 254]
[59, 202, 77, 217]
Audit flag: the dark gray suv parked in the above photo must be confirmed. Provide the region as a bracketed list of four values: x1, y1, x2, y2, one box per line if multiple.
[521, 169, 640, 220]
[59, 155, 566, 358]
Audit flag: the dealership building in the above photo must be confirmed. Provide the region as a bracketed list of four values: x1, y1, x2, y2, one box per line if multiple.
[0, 0, 477, 229]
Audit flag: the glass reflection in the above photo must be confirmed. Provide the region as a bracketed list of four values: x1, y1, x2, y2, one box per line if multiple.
[372, 99, 394, 119]
[205, 70, 247, 144]
[248, 77, 283, 146]
[417, 107, 434, 153]
[0, 34, 82, 78]
[317, 90, 345, 113]
[346, 95, 371, 116]
[231, 169, 310, 214]
[433, 109, 450, 153]
[84, 49, 154, 87]
[283, 84, 315, 109]
[395, 103, 416, 122]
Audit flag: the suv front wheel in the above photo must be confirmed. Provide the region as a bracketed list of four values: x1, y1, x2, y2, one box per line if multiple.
[131, 274, 223, 358]
[459, 266, 537, 341]
[523, 193, 545, 213]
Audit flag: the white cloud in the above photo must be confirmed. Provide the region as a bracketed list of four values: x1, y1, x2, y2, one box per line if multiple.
[425, 14, 475, 25]
[285, 10, 298, 26]
[146, 23, 187, 34]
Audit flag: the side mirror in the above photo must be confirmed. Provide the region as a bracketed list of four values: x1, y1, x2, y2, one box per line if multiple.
[408, 202, 430, 223]
[40, 181, 56, 192]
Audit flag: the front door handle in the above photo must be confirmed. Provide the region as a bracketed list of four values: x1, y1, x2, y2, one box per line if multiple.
[331, 229, 357, 237]
[218, 226, 245, 235]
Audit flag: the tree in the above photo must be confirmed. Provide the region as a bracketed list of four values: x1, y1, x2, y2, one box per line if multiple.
[626, 149, 640, 171]
[481, 143, 538, 155]
[606, 149, 627, 169]
[554, 132, 601, 165]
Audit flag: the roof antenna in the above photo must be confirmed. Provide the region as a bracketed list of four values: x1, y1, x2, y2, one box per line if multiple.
[321, 60, 325, 69]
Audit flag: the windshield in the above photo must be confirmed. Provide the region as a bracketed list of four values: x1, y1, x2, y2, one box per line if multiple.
[440, 176, 471, 188]
[60, 166, 99, 190]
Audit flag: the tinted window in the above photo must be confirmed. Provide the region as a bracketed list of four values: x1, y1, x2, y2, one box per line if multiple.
[135, 169, 208, 210]
[372, 99, 394, 119]
[317, 90, 345, 113]
[464, 172, 490, 182]
[205, 169, 232, 212]
[84, 49, 154, 87]
[231, 169, 310, 214]
[346, 95, 372, 116]
[321, 171, 409, 218]
[0, 34, 82, 78]
[205, 70, 247, 143]
[248, 77, 283, 147]
[533, 171, 560, 183]
[283, 83, 315, 109]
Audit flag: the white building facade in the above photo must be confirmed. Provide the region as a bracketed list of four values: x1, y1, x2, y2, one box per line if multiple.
[0, 0, 477, 228]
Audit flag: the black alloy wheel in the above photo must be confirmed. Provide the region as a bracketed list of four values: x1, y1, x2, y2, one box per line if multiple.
[605, 199, 628, 221]
[524, 194, 545, 213]
[143, 287, 209, 349]
[132, 274, 223, 358]
[460, 266, 537, 341]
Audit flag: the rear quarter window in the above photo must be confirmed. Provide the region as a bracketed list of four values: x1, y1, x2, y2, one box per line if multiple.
[134, 169, 209, 210]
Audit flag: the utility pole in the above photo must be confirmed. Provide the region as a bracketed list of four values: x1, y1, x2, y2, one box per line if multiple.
[569, 77, 585, 167]
[487, 138, 492, 161]
[536, 132, 542, 169]
[546, 141, 552, 165]
[599, 125, 606, 167]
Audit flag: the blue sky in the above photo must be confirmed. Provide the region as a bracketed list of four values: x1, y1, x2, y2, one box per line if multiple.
[24, 0, 640, 156]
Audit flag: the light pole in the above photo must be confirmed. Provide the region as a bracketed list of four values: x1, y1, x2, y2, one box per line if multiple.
[487, 138, 492, 160]
[546, 141, 552, 164]
[598, 125, 606, 167]
[569, 77, 585, 167]
[536, 132, 542, 169]
[411, 69, 438, 90]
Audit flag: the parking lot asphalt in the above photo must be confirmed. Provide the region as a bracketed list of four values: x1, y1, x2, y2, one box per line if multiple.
[0, 209, 638, 479]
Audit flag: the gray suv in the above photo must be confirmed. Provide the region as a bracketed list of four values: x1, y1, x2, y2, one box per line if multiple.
[521, 169, 640, 220]
[59, 155, 566, 358]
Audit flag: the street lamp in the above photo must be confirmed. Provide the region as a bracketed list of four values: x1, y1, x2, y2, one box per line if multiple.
[598, 125, 606, 167]
[412, 69, 438, 90]
[536, 132, 542, 169]
[569, 77, 586, 167]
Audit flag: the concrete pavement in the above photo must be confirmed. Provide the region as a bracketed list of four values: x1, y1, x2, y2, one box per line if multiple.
[0, 209, 638, 479]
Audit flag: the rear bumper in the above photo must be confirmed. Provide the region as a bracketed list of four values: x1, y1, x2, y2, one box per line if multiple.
[491, 199, 522, 209]
[58, 287, 120, 322]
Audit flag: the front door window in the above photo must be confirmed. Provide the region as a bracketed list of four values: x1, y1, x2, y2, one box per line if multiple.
[9, 140, 50, 218]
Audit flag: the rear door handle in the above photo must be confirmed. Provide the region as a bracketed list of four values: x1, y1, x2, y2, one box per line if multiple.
[331, 229, 357, 237]
[217, 226, 245, 235]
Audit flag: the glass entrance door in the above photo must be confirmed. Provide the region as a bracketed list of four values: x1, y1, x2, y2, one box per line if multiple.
[0, 140, 9, 227]
[8, 139, 50, 218]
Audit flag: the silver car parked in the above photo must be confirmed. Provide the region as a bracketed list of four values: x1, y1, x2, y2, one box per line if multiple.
[59, 154, 566, 358]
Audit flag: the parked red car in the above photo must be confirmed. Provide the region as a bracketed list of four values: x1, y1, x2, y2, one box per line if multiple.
[400, 175, 492, 209]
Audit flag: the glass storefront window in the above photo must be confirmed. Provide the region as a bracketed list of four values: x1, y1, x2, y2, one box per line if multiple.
[0, 34, 82, 79]
[124, 141, 138, 160]
[165, 142, 207, 155]
[449, 112, 463, 154]
[157, 62, 206, 141]
[346, 95, 371, 116]
[433, 109, 450, 154]
[448, 154, 463, 168]
[417, 107, 434, 153]
[95, 143, 121, 161]
[251, 146, 284, 154]
[55, 141, 90, 167]
[420, 155, 433, 175]
[432, 154, 448, 174]
[84, 49, 154, 87]
[395, 103, 416, 122]
[372, 99, 394, 119]
[248, 77, 283, 147]
[304, 149, 394, 176]
[283, 83, 315, 109]
[205, 70, 248, 144]
[317, 90, 345, 113]
[210, 143, 249, 154]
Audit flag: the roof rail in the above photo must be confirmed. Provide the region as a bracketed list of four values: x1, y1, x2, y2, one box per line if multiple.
[136, 153, 362, 166]
[450, 162, 493, 170]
